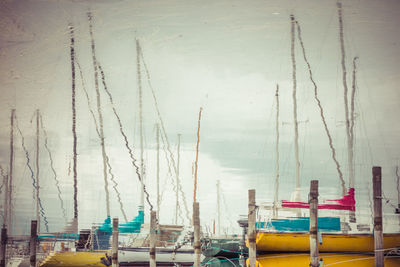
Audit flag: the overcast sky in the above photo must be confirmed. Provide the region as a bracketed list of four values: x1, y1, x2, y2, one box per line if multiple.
[0, 0, 400, 235]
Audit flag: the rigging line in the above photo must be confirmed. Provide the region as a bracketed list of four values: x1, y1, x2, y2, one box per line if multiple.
[97, 63, 154, 211]
[97, 63, 149, 216]
[104, 154, 128, 222]
[220, 189, 236, 231]
[77, 59, 129, 221]
[382, 191, 398, 210]
[0, 164, 6, 184]
[39, 113, 67, 223]
[87, 11, 111, 217]
[157, 173, 170, 213]
[295, 20, 346, 196]
[175, 134, 181, 225]
[68, 23, 78, 220]
[139, 45, 191, 223]
[159, 127, 184, 224]
[156, 124, 160, 218]
[290, 15, 301, 195]
[0, 183, 4, 203]
[15, 115, 49, 233]
[76, 60, 100, 137]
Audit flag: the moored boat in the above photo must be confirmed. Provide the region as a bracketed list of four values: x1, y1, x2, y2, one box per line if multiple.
[253, 253, 400, 266]
[202, 237, 243, 258]
[40, 247, 200, 267]
[40, 251, 108, 267]
[256, 232, 400, 252]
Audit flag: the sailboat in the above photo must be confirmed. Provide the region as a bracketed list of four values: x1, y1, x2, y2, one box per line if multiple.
[40, 18, 149, 266]
[254, 253, 400, 267]
[252, 7, 400, 256]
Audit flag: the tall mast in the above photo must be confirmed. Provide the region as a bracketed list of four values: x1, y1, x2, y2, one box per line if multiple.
[396, 166, 400, 225]
[3, 174, 8, 227]
[216, 180, 221, 235]
[193, 107, 203, 204]
[337, 2, 354, 190]
[175, 134, 181, 225]
[273, 84, 280, 218]
[291, 15, 301, 202]
[8, 109, 15, 232]
[136, 39, 145, 211]
[156, 124, 160, 219]
[69, 24, 78, 222]
[88, 13, 110, 218]
[35, 109, 40, 232]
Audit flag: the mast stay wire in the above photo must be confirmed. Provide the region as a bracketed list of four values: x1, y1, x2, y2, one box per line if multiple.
[97, 62, 154, 212]
[139, 44, 191, 224]
[76, 59, 129, 222]
[15, 114, 49, 232]
[294, 18, 346, 195]
[38, 113, 68, 223]
[158, 126, 184, 224]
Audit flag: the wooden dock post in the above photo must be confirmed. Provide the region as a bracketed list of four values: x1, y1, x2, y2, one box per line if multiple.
[0, 226, 7, 267]
[193, 202, 201, 267]
[373, 166, 384, 267]
[29, 220, 37, 267]
[248, 189, 256, 267]
[309, 180, 319, 267]
[112, 218, 118, 267]
[149, 211, 157, 267]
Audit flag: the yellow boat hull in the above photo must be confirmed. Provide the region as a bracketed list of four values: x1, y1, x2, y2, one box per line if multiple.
[40, 251, 109, 267]
[256, 232, 400, 252]
[254, 253, 400, 267]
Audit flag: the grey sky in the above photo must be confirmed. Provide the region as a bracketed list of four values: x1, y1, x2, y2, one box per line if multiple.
[0, 0, 400, 234]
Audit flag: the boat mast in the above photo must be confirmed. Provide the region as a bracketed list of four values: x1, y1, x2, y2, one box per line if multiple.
[396, 166, 400, 219]
[216, 180, 221, 235]
[273, 84, 280, 218]
[136, 39, 145, 211]
[35, 109, 40, 232]
[337, 2, 354, 190]
[69, 24, 78, 223]
[175, 134, 181, 225]
[290, 15, 301, 203]
[2, 173, 8, 228]
[8, 109, 15, 233]
[193, 107, 203, 204]
[156, 124, 160, 219]
[88, 13, 111, 218]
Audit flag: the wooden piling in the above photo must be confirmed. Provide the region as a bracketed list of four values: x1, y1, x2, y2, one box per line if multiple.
[29, 220, 37, 267]
[149, 211, 156, 267]
[112, 218, 118, 267]
[309, 180, 319, 267]
[248, 189, 256, 267]
[193, 202, 201, 267]
[0, 226, 7, 267]
[373, 166, 384, 267]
